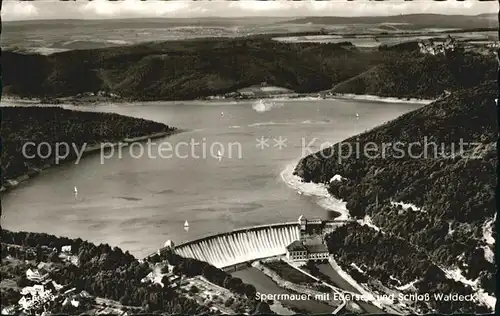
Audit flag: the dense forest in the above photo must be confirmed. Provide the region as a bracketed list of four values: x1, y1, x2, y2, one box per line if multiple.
[147, 251, 272, 314]
[1, 229, 208, 314]
[330, 51, 495, 99]
[1, 229, 271, 314]
[5, 36, 493, 102]
[325, 224, 491, 314]
[2, 37, 379, 100]
[294, 76, 496, 307]
[1, 106, 175, 183]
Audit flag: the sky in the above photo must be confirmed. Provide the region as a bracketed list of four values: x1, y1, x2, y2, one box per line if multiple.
[2, 0, 497, 22]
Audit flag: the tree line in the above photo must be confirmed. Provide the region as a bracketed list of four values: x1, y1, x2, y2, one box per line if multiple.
[149, 250, 272, 314]
[294, 81, 496, 293]
[1, 229, 212, 314]
[325, 223, 491, 314]
[1, 106, 174, 183]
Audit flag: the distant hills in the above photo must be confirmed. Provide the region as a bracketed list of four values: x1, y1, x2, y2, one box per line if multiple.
[4, 13, 495, 28]
[330, 51, 495, 99]
[3, 35, 495, 102]
[283, 13, 496, 30]
[2, 38, 376, 100]
[3, 14, 495, 37]
[3, 16, 292, 28]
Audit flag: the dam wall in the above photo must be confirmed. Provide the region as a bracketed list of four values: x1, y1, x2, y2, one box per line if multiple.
[174, 223, 301, 268]
[148, 219, 354, 269]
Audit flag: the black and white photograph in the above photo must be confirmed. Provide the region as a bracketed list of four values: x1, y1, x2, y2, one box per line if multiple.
[0, 0, 497, 315]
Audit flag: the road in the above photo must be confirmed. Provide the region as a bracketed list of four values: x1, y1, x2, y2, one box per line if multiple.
[283, 261, 347, 314]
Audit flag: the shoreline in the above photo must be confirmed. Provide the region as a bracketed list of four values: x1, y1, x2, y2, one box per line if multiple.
[2, 94, 438, 312]
[325, 93, 434, 105]
[0, 130, 180, 195]
[2, 92, 436, 106]
[288, 91, 497, 313]
[3, 95, 469, 313]
[280, 162, 351, 221]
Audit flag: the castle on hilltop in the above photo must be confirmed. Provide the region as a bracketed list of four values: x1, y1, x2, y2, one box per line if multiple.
[417, 35, 461, 56]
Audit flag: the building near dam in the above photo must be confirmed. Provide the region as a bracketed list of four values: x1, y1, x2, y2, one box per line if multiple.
[298, 215, 337, 239]
[153, 215, 349, 268]
[285, 239, 329, 261]
[286, 215, 330, 261]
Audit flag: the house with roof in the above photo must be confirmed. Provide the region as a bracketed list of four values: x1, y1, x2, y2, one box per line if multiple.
[140, 271, 154, 284]
[26, 268, 49, 282]
[69, 255, 80, 266]
[285, 215, 331, 261]
[21, 285, 44, 296]
[61, 245, 72, 253]
[286, 240, 308, 261]
[50, 280, 63, 292]
[18, 296, 31, 310]
[239, 91, 255, 98]
[298, 215, 338, 239]
[62, 297, 80, 308]
[1, 306, 17, 315]
[285, 239, 329, 261]
[18, 285, 55, 313]
[303, 240, 329, 260]
[79, 290, 91, 298]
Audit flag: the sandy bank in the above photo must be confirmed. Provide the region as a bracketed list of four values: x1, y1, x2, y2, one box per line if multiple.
[326, 93, 434, 105]
[3, 91, 436, 106]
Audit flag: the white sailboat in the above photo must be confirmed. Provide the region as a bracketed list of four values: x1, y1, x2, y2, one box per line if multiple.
[184, 220, 189, 232]
[355, 113, 359, 119]
[216, 150, 222, 162]
[74, 186, 78, 194]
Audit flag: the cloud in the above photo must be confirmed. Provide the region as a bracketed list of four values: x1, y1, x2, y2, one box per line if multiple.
[228, 1, 293, 12]
[1, 0, 496, 21]
[2, 1, 39, 21]
[80, 0, 190, 18]
[227, 0, 495, 17]
[2, 0, 195, 21]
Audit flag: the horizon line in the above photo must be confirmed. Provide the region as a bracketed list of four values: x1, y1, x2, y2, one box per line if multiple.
[3, 12, 495, 23]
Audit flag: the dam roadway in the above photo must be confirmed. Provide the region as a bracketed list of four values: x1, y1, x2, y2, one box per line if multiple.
[146, 220, 385, 314]
[149, 222, 301, 268]
[146, 221, 350, 269]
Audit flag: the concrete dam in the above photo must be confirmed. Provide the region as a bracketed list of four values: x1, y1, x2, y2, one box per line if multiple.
[175, 223, 301, 268]
[150, 217, 349, 269]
